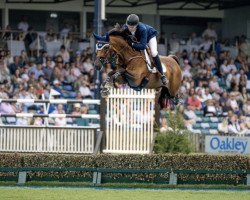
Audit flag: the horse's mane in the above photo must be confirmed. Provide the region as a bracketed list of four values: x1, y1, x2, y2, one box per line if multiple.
[108, 27, 128, 40]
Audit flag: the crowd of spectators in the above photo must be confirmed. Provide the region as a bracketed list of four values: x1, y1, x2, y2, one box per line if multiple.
[0, 19, 97, 126]
[1, 20, 250, 135]
[160, 24, 250, 136]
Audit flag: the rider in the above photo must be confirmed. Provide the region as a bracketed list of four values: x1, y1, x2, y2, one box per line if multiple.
[124, 14, 168, 86]
[93, 14, 168, 86]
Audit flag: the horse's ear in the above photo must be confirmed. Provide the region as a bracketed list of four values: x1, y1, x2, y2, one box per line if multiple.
[93, 32, 109, 42]
[114, 23, 121, 29]
[93, 33, 101, 40]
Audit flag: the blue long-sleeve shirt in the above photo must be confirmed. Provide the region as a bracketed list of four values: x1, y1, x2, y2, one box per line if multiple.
[93, 22, 158, 50]
[123, 22, 158, 50]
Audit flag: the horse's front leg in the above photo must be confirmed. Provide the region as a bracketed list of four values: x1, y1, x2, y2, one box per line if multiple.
[101, 69, 126, 97]
[102, 71, 116, 89]
[101, 71, 115, 98]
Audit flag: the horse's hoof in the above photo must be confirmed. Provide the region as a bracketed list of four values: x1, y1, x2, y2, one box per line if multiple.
[104, 82, 113, 88]
[101, 88, 110, 98]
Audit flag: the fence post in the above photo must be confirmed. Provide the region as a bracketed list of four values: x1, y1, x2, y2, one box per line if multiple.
[18, 171, 27, 185]
[169, 171, 177, 185]
[93, 171, 102, 185]
[94, 131, 103, 155]
[247, 174, 250, 186]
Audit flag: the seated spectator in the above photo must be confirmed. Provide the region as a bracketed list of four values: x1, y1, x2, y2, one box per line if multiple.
[82, 57, 94, 73]
[56, 45, 70, 63]
[15, 86, 37, 112]
[168, 32, 180, 54]
[50, 104, 67, 126]
[218, 118, 228, 135]
[33, 117, 43, 126]
[43, 58, 54, 82]
[238, 35, 248, 57]
[227, 59, 237, 72]
[70, 103, 81, 124]
[17, 15, 29, 32]
[187, 32, 202, 46]
[243, 98, 250, 116]
[79, 80, 92, 99]
[70, 60, 82, 78]
[203, 99, 216, 117]
[8, 56, 22, 75]
[202, 22, 218, 41]
[0, 82, 10, 99]
[240, 86, 248, 104]
[76, 105, 90, 126]
[60, 23, 71, 40]
[209, 76, 222, 93]
[28, 61, 44, 80]
[227, 92, 239, 112]
[0, 94, 17, 124]
[45, 28, 56, 42]
[196, 88, 205, 107]
[201, 87, 213, 102]
[205, 52, 217, 72]
[221, 100, 233, 116]
[228, 114, 246, 135]
[186, 88, 202, 110]
[220, 59, 230, 77]
[182, 59, 192, 78]
[183, 105, 199, 131]
[52, 79, 76, 99]
[16, 117, 31, 126]
[190, 50, 200, 67]
[214, 101, 223, 116]
[199, 36, 212, 52]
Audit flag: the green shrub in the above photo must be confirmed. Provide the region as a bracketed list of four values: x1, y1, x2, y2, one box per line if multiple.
[0, 153, 249, 185]
[154, 109, 194, 154]
[154, 131, 193, 154]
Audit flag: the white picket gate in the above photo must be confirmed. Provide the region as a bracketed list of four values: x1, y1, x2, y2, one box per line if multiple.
[103, 88, 155, 154]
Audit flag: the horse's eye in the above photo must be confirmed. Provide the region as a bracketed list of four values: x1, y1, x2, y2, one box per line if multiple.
[104, 46, 109, 51]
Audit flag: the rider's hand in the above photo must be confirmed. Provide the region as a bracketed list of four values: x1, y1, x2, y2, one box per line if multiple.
[127, 39, 133, 47]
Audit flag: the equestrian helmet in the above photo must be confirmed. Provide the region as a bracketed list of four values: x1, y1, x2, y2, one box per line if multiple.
[126, 14, 139, 26]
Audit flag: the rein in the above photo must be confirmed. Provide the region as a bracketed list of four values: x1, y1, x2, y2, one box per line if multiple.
[111, 44, 146, 66]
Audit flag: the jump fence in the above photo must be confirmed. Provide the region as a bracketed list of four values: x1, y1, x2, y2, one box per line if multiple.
[103, 88, 156, 154]
[0, 90, 207, 154]
[0, 126, 101, 154]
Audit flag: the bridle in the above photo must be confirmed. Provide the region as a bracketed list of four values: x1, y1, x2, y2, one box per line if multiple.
[96, 39, 146, 70]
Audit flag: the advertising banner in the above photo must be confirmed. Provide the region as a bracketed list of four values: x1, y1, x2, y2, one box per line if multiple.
[205, 135, 250, 154]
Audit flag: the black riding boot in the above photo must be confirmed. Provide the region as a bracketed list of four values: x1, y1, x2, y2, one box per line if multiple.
[153, 54, 168, 86]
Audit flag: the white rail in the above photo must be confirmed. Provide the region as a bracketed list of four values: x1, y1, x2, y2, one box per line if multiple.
[0, 126, 97, 154]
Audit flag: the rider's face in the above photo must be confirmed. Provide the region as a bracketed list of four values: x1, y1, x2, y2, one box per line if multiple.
[127, 25, 137, 33]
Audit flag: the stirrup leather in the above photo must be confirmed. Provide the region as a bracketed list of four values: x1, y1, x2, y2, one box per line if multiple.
[161, 75, 169, 86]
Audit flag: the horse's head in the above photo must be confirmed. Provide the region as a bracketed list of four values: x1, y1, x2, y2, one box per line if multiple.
[93, 27, 137, 70]
[94, 41, 114, 71]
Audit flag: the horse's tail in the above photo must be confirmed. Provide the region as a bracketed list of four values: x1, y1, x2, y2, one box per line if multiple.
[158, 87, 170, 109]
[169, 54, 180, 65]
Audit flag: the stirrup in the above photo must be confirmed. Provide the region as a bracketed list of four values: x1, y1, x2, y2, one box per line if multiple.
[161, 75, 169, 86]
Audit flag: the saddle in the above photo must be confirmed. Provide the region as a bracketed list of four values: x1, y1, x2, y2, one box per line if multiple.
[126, 36, 158, 73]
[142, 48, 158, 73]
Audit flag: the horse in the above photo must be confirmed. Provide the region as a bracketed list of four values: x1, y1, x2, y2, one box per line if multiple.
[94, 29, 182, 108]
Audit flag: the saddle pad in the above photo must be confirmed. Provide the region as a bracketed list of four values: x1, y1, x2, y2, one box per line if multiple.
[144, 50, 166, 73]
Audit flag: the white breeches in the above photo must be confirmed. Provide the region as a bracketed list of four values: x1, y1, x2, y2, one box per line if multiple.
[148, 36, 158, 57]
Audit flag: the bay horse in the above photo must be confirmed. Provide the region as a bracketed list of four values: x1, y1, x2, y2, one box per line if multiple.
[94, 29, 182, 108]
